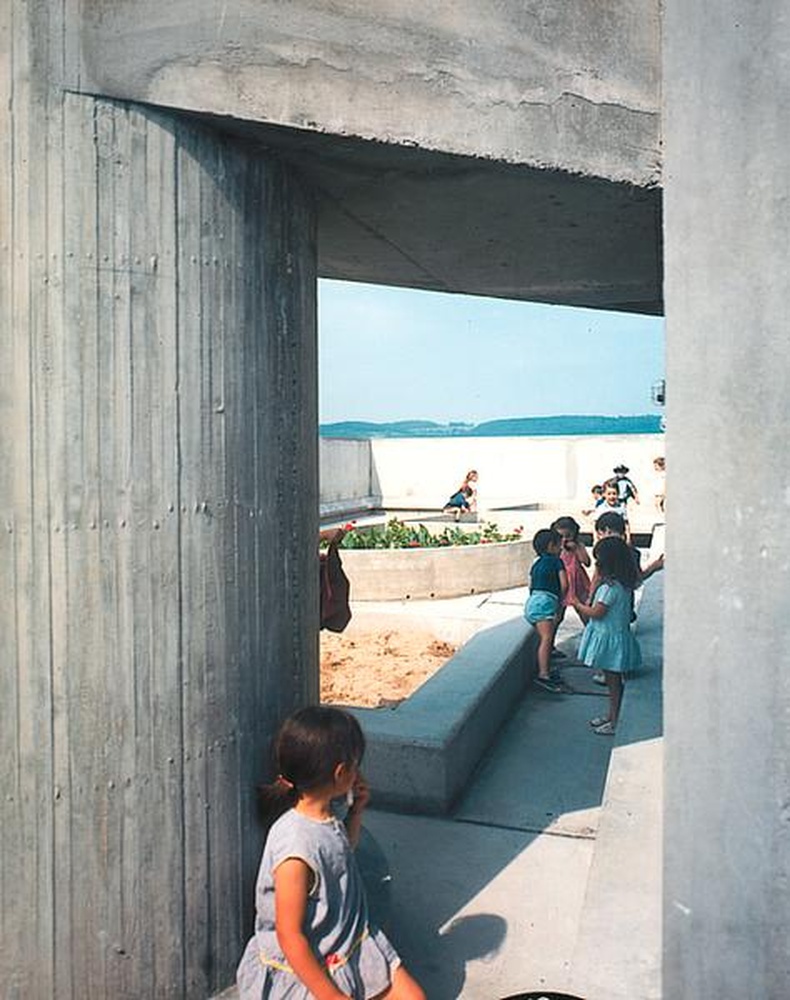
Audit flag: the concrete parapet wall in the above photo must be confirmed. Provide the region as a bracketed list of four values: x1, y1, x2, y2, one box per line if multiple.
[320, 433, 665, 520]
[348, 618, 537, 814]
[319, 437, 381, 514]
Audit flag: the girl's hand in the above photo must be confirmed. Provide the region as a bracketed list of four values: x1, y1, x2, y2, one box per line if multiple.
[349, 772, 370, 814]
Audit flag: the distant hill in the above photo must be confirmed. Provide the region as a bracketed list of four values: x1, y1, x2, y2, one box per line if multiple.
[320, 414, 663, 439]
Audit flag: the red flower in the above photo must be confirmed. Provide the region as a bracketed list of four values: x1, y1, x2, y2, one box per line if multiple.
[343, 521, 356, 531]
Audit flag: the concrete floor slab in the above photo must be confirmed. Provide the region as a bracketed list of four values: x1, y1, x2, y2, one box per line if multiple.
[363, 810, 594, 1000]
[455, 685, 611, 838]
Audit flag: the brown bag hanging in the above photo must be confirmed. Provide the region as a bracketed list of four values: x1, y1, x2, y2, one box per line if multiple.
[319, 542, 352, 632]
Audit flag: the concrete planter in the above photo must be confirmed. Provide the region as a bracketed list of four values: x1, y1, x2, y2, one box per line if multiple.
[339, 538, 531, 601]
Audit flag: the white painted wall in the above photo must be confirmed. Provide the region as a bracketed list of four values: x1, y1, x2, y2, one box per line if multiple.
[320, 434, 665, 514]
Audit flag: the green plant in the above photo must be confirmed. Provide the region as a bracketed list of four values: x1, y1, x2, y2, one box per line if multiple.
[325, 518, 524, 550]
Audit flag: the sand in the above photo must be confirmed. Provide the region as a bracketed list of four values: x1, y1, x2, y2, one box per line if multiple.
[320, 627, 456, 708]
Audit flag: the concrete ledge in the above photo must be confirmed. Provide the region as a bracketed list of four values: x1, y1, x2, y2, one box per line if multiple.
[340, 538, 531, 601]
[348, 616, 537, 815]
[570, 574, 664, 1000]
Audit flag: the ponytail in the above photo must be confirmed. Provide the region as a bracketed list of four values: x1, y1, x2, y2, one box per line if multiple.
[258, 774, 299, 826]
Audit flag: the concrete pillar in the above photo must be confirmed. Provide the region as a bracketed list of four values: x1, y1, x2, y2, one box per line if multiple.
[663, 2, 790, 995]
[1, 6, 318, 996]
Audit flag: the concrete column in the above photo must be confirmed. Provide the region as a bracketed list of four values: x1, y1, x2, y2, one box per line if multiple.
[663, 2, 790, 995]
[1, 6, 318, 995]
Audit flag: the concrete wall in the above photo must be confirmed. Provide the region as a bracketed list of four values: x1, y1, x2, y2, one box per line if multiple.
[663, 2, 790, 996]
[320, 434, 665, 515]
[319, 437, 381, 515]
[77, 1, 660, 186]
[1, 5, 318, 995]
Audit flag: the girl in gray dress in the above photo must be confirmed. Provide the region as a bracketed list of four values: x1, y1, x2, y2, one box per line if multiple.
[237, 706, 425, 1000]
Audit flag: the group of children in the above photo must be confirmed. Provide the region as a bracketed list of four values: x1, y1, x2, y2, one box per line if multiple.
[235, 463, 664, 998]
[524, 509, 663, 735]
[583, 458, 666, 527]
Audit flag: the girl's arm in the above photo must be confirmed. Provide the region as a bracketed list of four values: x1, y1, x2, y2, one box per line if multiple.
[275, 860, 350, 1000]
[572, 597, 610, 620]
[640, 552, 665, 582]
[558, 567, 568, 600]
[573, 540, 591, 567]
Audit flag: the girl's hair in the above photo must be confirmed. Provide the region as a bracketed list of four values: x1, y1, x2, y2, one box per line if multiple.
[551, 515, 580, 540]
[595, 510, 626, 536]
[259, 706, 365, 824]
[532, 527, 560, 555]
[593, 536, 638, 589]
[465, 469, 478, 479]
[592, 484, 604, 494]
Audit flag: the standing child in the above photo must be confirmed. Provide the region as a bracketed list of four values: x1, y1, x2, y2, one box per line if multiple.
[524, 527, 568, 693]
[581, 484, 605, 516]
[551, 515, 592, 635]
[237, 706, 425, 1000]
[651, 456, 666, 515]
[594, 482, 631, 542]
[608, 464, 640, 506]
[571, 537, 642, 735]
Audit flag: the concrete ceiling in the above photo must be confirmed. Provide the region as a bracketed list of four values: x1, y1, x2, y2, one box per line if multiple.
[203, 115, 663, 316]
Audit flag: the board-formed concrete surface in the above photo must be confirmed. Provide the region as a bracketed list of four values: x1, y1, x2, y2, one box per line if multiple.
[71, 2, 662, 313]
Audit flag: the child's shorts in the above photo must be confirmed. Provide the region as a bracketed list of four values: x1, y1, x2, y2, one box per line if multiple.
[524, 590, 559, 624]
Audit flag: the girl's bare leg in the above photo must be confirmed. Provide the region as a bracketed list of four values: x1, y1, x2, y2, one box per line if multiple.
[605, 670, 623, 725]
[535, 620, 554, 679]
[372, 965, 426, 1000]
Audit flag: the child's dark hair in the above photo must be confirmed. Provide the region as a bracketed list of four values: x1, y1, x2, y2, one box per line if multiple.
[551, 515, 580, 540]
[592, 484, 603, 494]
[532, 527, 560, 556]
[593, 536, 638, 589]
[595, 511, 626, 536]
[259, 706, 365, 824]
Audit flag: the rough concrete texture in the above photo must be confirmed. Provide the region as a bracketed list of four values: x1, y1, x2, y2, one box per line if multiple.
[0, 15, 320, 989]
[663, 1, 790, 994]
[72, 2, 662, 312]
[78, 1, 660, 184]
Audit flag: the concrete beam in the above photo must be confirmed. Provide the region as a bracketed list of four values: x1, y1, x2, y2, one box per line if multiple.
[74, 2, 663, 313]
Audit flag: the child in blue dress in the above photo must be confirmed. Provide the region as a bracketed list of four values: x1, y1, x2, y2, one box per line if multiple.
[237, 706, 425, 1000]
[570, 536, 641, 735]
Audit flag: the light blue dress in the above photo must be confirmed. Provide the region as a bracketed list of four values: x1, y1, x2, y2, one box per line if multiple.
[236, 809, 400, 1000]
[578, 580, 641, 674]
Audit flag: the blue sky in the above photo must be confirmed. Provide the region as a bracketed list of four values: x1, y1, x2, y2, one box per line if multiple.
[318, 279, 665, 425]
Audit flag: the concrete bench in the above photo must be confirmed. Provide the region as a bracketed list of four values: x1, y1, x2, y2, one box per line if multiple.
[348, 616, 537, 815]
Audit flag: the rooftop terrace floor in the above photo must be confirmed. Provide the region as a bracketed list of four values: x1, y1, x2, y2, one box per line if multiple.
[218, 556, 663, 1000]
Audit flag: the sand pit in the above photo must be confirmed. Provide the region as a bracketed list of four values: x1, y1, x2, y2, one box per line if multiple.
[320, 627, 457, 708]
